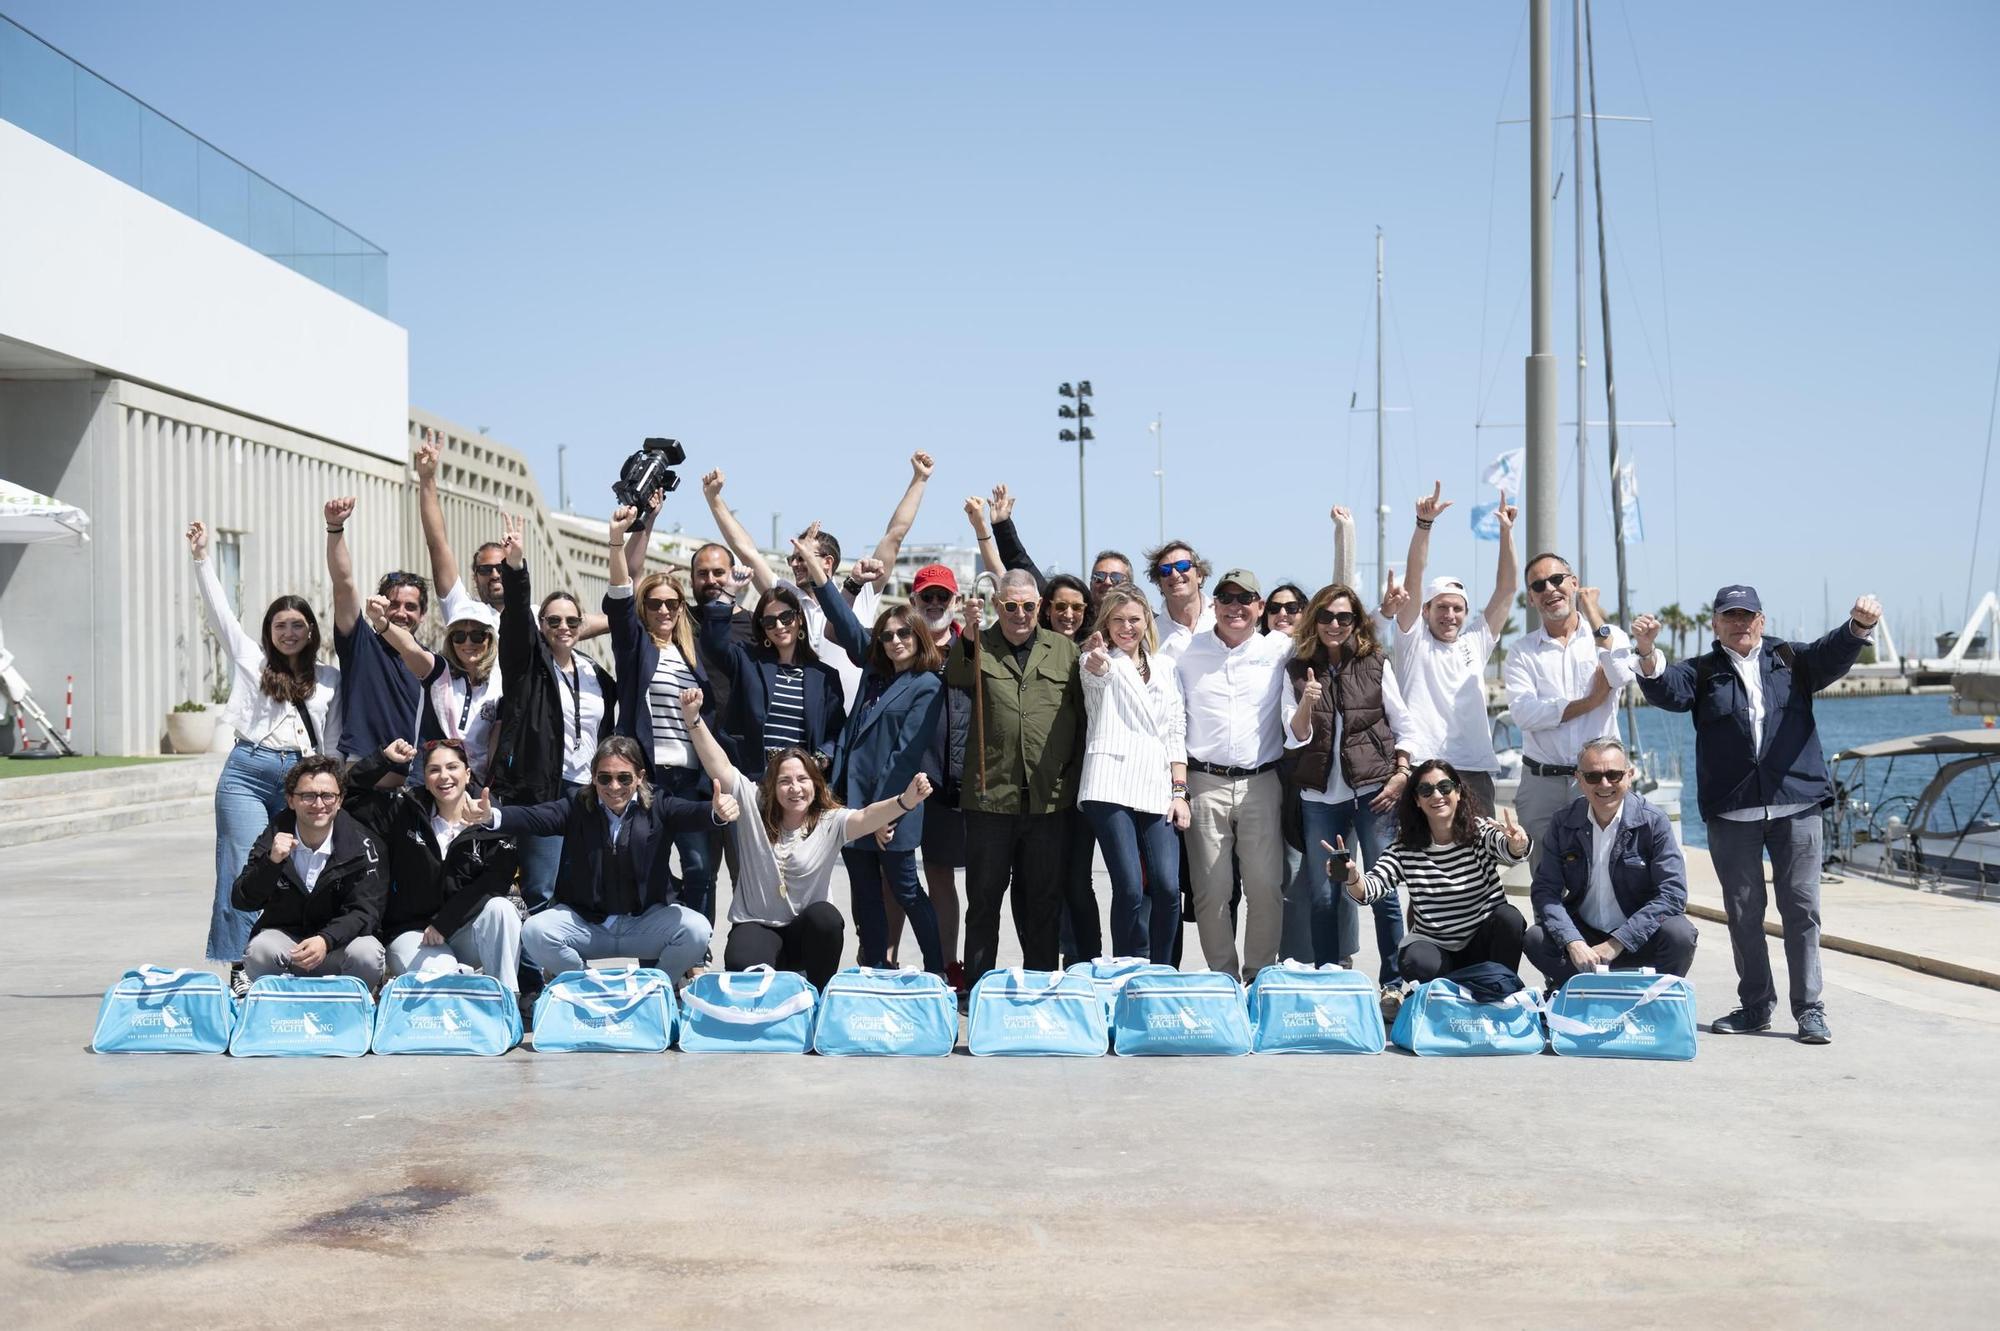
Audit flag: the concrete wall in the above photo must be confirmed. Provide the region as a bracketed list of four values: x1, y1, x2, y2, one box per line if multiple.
[0, 120, 406, 460]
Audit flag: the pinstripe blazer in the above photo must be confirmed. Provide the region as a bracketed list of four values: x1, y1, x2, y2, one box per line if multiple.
[1078, 648, 1187, 815]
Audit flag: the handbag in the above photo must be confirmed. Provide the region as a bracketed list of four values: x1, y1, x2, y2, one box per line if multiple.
[1247, 961, 1385, 1055]
[966, 968, 1107, 1056]
[370, 970, 522, 1056]
[813, 967, 957, 1057]
[1389, 975, 1545, 1056]
[531, 967, 675, 1053]
[1111, 971, 1253, 1056]
[228, 974, 375, 1057]
[678, 965, 817, 1053]
[1545, 967, 1697, 1061]
[1065, 956, 1177, 1018]
[91, 966, 236, 1054]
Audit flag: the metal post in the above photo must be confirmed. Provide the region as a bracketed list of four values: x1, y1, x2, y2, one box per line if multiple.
[557, 444, 570, 513]
[1524, 0, 1559, 631]
[1153, 413, 1165, 544]
[1573, 0, 1589, 583]
[1078, 416, 1088, 573]
[1375, 230, 1387, 593]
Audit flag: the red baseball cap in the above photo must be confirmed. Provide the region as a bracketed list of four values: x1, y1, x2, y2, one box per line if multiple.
[911, 564, 959, 596]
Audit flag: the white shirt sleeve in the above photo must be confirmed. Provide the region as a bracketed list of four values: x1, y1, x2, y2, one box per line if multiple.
[1281, 671, 1312, 749]
[1635, 646, 1667, 679]
[440, 580, 482, 627]
[192, 557, 262, 673]
[1503, 638, 1568, 735]
[1599, 625, 1637, 688]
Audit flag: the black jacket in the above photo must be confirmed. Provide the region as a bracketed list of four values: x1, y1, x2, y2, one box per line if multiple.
[489, 560, 617, 804]
[230, 809, 387, 950]
[501, 790, 717, 920]
[342, 753, 521, 941]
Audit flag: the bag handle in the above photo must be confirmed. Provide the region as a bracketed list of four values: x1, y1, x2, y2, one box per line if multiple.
[129, 965, 201, 987]
[716, 964, 779, 998]
[559, 971, 667, 1019]
[1279, 959, 1339, 974]
[681, 988, 815, 1025]
[1005, 968, 1068, 992]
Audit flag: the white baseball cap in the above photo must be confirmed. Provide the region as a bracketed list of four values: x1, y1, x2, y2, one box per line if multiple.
[1423, 576, 1468, 605]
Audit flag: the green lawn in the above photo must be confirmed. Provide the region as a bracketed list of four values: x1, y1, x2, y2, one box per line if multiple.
[0, 755, 181, 780]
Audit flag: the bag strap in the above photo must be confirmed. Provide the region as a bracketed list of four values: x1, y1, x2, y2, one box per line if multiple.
[1545, 973, 1682, 1037]
[130, 965, 200, 987]
[1005, 968, 1068, 992]
[557, 971, 667, 1019]
[681, 988, 815, 1024]
[293, 698, 320, 754]
[716, 964, 779, 998]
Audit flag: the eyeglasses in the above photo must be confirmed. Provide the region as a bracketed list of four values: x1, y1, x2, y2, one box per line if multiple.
[1579, 769, 1629, 785]
[915, 590, 954, 606]
[1000, 600, 1039, 614]
[1415, 778, 1458, 798]
[1529, 572, 1572, 594]
[1090, 570, 1129, 585]
[759, 610, 799, 630]
[881, 627, 917, 644]
[642, 597, 683, 613]
[448, 628, 491, 645]
[473, 562, 505, 577]
[292, 789, 341, 805]
[1214, 590, 1258, 607]
[1315, 609, 1358, 626]
[1266, 601, 1302, 616]
[594, 771, 637, 788]
[1154, 558, 1194, 578]
[542, 614, 582, 629]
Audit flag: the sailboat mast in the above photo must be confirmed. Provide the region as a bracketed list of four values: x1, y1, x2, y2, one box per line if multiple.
[1375, 229, 1386, 592]
[1573, 0, 1590, 584]
[1525, 0, 1559, 626]
[1583, 0, 1630, 624]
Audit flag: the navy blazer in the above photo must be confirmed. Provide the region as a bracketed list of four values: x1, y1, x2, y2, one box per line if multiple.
[1635, 624, 1865, 820]
[501, 791, 716, 919]
[1529, 794, 1686, 954]
[604, 586, 727, 776]
[697, 594, 848, 772]
[818, 581, 945, 851]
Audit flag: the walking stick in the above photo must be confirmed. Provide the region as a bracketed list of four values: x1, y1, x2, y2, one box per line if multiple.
[970, 572, 997, 795]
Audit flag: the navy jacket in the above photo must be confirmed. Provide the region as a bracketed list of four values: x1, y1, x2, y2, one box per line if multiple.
[231, 809, 387, 951]
[1635, 624, 1866, 820]
[818, 582, 946, 851]
[500, 791, 716, 920]
[490, 561, 616, 804]
[342, 752, 520, 941]
[603, 586, 727, 777]
[1529, 794, 1686, 954]
[697, 587, 848, 772]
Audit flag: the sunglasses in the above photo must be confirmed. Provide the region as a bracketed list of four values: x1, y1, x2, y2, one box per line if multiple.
[916, 590, 954, 606]
[1580, 769, 1630, 785]
[594, 771, 637, 788]
[1090, 570, 1129, 585]
[1529, 572, 1572, 594]
[1154, 558, 1194, 578]
[759, 610, 800, 630]
[1266, 601, 1302, 615]
[881, 627, 917, 644]
[542, 614, 582, 629]
[1214, 590, 1258, 607]
[293, 789, 342, 805]
[1000, 600, 1039, 614]
[473, 562, 506, 576]
[642, 597, 683, 613]
[1415, 778, 1458, 799]
[448, 628, 491, 645]
[1315, 609, 1358, 626]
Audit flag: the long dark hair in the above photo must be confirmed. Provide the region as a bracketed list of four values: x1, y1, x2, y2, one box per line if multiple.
[1292, 582, 1381, 670]
[758, 746, 843, 839]
[1041, 573, 1092, 642]
[1260, 582, 1308, 634]
[752, 585, 819, 662]
[867, 603, 942, 677]
[1393, 758, 1483, 849]
[259, 596, 322, 705]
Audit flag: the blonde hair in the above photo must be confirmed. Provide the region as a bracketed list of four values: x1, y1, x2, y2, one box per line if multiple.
[633, 570, 697, 660]
[1091, 585, 1159, 660]
[446, 615, 498, 685]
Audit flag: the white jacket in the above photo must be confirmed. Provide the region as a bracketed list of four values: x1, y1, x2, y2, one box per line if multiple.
[1079, 648, 1187, 815]
[194, 557, 338, 752]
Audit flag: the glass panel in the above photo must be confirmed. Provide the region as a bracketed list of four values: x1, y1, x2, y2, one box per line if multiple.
[292, 202, 334, 284]
[359, 254, 388, 316]
[196, 140, 248, 242]
[139, 105, 197, 213]
[0, 19, 76, 151]
[74, 67, 141, 186]
[247, 171, 292, 259]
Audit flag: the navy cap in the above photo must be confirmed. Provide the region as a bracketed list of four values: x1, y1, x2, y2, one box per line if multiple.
[1712, 584, 1762, 615]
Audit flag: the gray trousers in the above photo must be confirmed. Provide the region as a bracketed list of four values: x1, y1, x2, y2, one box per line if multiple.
[243, 930, 385, 987]
[386, 898, 523, 993]
[1513, 770, 1578, 875]
[1186, 769, 1286, 981]
[1706, 811, 1825, 1017]
[522, 902, 712, 979]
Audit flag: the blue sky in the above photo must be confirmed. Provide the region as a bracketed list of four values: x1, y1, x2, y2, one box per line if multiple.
[11, 1, 1998, 648]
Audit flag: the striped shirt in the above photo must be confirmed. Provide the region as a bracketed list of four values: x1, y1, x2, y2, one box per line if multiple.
[765, 665, 808, 753]
[1359, 820, 1529, 949]
[646, 645, 699, 771]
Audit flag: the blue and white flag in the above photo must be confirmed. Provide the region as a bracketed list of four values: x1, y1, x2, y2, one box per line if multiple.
[1482, 448, 1524, 494]
[1616, 461, 1644, 541]
[1470, 501, 1501, 541]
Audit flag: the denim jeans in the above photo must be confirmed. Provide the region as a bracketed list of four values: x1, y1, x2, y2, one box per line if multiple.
[1291, 795, 1404, 982]
[844, 845, 944, 974]
[206, 742, 300, 962]
[521, 902, 712, 977]
[516, 779, 585, 910]
[1082, 801, 1182, 963]
[653, 765, 717, 922]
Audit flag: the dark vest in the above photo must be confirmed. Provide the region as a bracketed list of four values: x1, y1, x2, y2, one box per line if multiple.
[601, 812, 640, 916]
[1286, 651, 1396, 794]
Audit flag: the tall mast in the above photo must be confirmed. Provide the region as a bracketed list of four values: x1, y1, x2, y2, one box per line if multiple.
[1524, 0, 1558, 626]
[1584, 0, 1630, 624]
[1573, 0, 1589, 583]
[1375, 228, 1386, 591]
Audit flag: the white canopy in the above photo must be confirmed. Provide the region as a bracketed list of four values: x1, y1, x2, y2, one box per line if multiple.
[0, 478, 91, 545]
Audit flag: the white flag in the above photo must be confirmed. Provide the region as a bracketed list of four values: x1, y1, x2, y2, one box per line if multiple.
[1482, 448, 1524, 495]
[1147, 420, 1160, 434]
[1616, 461, 1644, 541]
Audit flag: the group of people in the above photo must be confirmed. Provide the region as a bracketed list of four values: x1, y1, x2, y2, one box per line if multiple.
[191, 442, 1882, 1045]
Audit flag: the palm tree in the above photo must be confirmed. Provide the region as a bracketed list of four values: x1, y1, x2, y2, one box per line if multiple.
[1695, 602, 1713, 650]
[1657, 603, 1691, 659]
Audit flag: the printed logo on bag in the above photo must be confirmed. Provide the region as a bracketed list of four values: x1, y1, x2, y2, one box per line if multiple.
[845, 1012, 910, 1036]
[1281, 1009, 1350, 1034]
[403, 1009, 468, 1034]
[267, 1012, 333, 1038]
[1001, 1010, 1063, 1035]
[1446, 1016, 1501, 1038]
[1582, 1014, 1655, 1038]
[129, 1005, 188, 1033]
[1147, 1009, 1215, 1035]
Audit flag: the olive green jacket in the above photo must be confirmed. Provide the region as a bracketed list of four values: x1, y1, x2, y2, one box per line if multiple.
[944, 624, 1084, 815]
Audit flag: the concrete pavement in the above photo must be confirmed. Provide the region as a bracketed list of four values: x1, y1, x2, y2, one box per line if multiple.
[4, 811, 1999, 1327]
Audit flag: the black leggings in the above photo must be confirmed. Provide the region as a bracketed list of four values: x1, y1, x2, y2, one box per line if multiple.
[1398, 901, 1526, 983]
[722, 900, 846, 990]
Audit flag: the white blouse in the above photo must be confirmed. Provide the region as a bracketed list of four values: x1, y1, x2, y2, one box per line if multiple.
[194, 557, 337, 753]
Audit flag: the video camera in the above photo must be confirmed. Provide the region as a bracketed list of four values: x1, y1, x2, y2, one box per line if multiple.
[613, 437, 686, 524]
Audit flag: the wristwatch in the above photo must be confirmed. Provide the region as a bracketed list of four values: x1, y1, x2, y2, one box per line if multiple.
[1593, 624, 1613, 640]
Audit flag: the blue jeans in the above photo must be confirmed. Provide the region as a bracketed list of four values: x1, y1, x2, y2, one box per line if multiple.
[206, 742, 299, 962]
[1082, 800, 1182, 963]
[516, 779, 584, 911]
[845, 845, 943, 974]
[1292, 795, 1404, 982]
[522, 903, 712, 977]
[653, 765, 717, 922]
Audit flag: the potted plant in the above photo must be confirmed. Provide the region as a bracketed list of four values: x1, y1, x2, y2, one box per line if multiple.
[165, 699, 216, 754]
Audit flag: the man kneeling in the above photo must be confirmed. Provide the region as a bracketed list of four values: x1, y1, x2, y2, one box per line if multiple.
[232, 755, 388, 985]
[1524, 737, 1697, 991]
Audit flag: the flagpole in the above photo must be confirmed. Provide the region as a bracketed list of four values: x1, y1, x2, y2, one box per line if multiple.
[1149, 414, 1165, 543]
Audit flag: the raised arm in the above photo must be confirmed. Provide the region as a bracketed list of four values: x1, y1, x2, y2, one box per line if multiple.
[325, 496, 360, 634]
[867, 450, 935, 570]
[366, 596, 439, 680]
[988, 484, 1048, 594]
[607, 504, 639, 590]
[702, 468, 775, 596]
[1331, 504, 1357, 590]
[185, 521, 260, 669]
[964, 495, 1007, 579]
[847, 771, 935, 841]
[1399, 482, 1449, 633]
[496, 515, 537, 692]
[1482, 496, 1518, 639]
[413, 432, 462, 603]
[675, 687, 740, 789]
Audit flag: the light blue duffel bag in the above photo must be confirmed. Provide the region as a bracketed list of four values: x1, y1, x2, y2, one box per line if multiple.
[1065, 956, 1176, 1018]
[532, 967, 675, 1053]
[1388, 976, 1545, 1056]
[966, 968, 1107, 1056]
[813, 967, 957, 1057]
[1545, 968, 1697, 1061]
[370, 970, 522, 1056]
[678, 965, 817, 1053]
[228, 974, 375, 1057]
[1248, 961, 1385, 1055]
[91, 965, 236, 1054]
[1112, 971, 1253, 1056]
